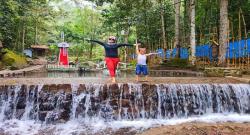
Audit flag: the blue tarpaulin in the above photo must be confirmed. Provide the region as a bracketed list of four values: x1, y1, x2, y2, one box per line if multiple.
[157, 48, 189, 59]
[131, 39, 250, 61]
[226, 39, 250, 58]
[156, 39, 250, 60]
[170, 48, 189, 59]
[195, 39, 250, 59]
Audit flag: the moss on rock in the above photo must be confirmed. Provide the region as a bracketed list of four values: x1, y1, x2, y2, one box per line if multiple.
[1, 49, 28, 70]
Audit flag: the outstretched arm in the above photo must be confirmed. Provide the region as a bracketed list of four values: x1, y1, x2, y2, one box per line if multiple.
[88, 39, 106, 47]
[135, 44, 140, 55]
[145, 52, 161, 56]
[116, 43, 133, 48]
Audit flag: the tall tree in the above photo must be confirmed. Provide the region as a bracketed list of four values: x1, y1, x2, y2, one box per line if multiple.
[190, 0, 196, 65]
[174, 0, 181, 58]
[159, 0, 167, 50]
[219, 0, 229, 66]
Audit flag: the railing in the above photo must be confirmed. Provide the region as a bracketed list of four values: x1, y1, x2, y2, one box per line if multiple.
[46, 64, 78, 72]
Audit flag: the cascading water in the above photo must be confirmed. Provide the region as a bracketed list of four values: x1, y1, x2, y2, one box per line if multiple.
[0, 83, 250, 134]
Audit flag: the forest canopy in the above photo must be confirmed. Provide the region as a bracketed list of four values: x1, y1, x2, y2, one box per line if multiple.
[0, 0, 249, 64]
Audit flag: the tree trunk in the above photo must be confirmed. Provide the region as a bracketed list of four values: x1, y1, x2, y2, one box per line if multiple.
[124, 28, 129, 67]
[190, 0, 196, 65]
[184, 0, 190, 47]
[22, 27, 25, 53]
[159, 0, 167, 60]
[35, 23, 38, 45]
[89, 43, 93, 59]
[89, 9, 95, 59]
[174, 0, 181, 58]
[160, 0, 167, 50]
[219, 0, 229, 66]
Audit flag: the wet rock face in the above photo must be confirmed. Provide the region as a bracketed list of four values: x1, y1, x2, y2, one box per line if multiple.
[0, 83, 249, 123]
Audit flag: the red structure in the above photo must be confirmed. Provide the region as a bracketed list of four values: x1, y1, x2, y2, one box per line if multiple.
[58, 42, 69, 65]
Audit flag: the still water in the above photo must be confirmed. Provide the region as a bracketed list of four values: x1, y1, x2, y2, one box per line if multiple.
[23, 70, 204, 78]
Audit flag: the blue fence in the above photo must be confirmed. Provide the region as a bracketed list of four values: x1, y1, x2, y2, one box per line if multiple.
[156, 39, 250, 60]
[226, 39, 250, 58]
[157, 48, 189, 59]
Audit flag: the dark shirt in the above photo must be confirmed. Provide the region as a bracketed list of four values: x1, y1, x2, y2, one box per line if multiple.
[90, 40, 133, 58]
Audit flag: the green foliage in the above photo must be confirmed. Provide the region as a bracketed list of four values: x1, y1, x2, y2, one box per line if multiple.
[1, 49, 27, 69]
[100, 0, 174, 49]
[129, 59, 137, 68]
[161, 58, 189, 68]
[1, 0, 250, 65]
[0, 61, 3, 70]
[50, 2, 105, 60]
[0, 0, 56, 52]
[49, 45, 59, 56]
[204, 68, 225, 77]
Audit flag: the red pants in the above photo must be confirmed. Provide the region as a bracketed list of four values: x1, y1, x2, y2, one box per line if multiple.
[105, 57, 120, 77]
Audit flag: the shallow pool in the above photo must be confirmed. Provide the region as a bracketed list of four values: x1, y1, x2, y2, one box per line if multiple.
[22, 70, 204, 78]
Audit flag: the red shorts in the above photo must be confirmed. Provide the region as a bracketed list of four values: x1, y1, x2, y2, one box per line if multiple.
[105, 57, 120, 77]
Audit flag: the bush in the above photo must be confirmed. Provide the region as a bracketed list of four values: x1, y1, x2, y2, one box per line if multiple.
[162, 58, 189, 68]
[1, 49, 28, 70]
[129, 59, 137, 68]
[0, 61, 4, 70]
[2, 57, 14, 66]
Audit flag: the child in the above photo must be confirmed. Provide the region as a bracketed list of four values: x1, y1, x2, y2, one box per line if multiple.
[88, 36, 133, 83]
[135, 42, 159, 82]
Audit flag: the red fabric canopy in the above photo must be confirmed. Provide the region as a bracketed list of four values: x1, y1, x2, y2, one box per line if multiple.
[59, 48, 69, 65]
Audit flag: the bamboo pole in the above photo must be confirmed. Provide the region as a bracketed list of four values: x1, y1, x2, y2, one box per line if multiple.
[238, 10, 242, 68]
[230, 19, 236, 68]
[240, 8, 248, 69]
[227, 19, 230, 67]
[22, 26, 25, 54]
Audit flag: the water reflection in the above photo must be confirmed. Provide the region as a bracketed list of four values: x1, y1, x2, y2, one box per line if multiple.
[25, 71, 134, 78]
[24, 70, 204, 78]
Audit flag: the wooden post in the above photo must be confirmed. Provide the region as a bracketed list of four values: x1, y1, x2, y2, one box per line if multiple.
[240, 8, 248, 69]
[22, 26, 26, 54]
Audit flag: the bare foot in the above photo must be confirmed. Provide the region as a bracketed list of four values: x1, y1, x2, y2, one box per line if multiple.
[136, 75, 139, 82]
[145, 76, 149, 82]
[111, 77, 116, 83]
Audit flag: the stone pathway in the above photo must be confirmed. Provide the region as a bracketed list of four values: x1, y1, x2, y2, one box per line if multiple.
[225, 76, 250, 83]
[0, 77, 244, 85]
[0, 65, 44, 77]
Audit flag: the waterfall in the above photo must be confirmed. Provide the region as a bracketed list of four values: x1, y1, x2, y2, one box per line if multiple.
[0, 83, 249, 122]
[22, 85, 36, 120]
[0, 83, 250, 134]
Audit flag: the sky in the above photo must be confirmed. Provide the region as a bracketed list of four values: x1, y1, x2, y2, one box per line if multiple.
[50, 0, 96, 12]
